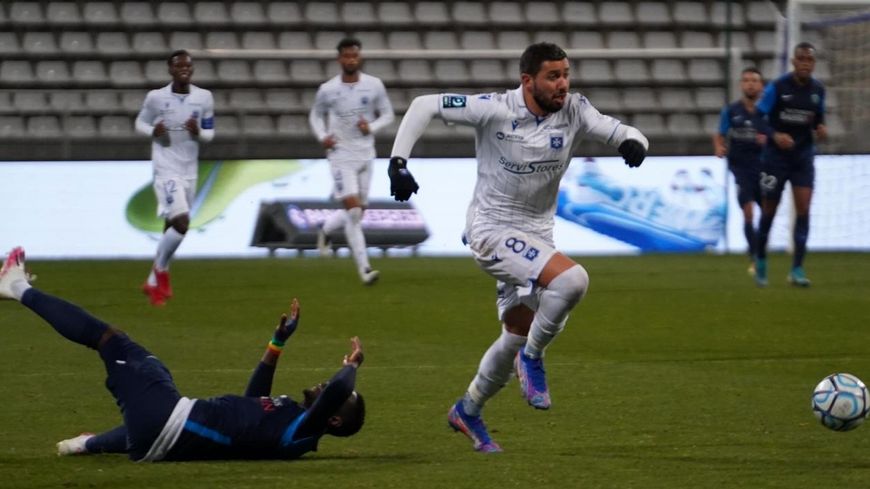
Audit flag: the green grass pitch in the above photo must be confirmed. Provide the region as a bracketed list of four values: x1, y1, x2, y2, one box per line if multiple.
[1, 253, 869, 488]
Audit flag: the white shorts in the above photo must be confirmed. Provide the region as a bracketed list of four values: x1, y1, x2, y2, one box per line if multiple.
[495, 280, 543, 322]
[329, 160, 371, 203]
[467, 225, 557, 286]
[154, 176, 196, 220]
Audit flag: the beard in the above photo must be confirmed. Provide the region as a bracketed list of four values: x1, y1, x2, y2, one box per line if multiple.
[532, 86, 566, 114]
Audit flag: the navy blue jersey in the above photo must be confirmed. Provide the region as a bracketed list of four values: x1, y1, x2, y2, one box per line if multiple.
[165, 365, 357, 461]
[718, 100, 767, 169]
[757, 73, 825, 153]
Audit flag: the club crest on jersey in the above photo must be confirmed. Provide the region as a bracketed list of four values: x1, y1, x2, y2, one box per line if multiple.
[550, 135, 564, 149]
[442, 95, 466, 108]
[361, 96, 369, 105]
[811, 93, 820, 105]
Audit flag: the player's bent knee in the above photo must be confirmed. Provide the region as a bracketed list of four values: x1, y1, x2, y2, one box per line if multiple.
[548, 264, 589, 306]
[346, 206, 363, 224]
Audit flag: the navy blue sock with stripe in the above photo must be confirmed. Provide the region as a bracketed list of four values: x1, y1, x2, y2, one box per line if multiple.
[793, 215, 809, 268]
[86, 425, 129, 454]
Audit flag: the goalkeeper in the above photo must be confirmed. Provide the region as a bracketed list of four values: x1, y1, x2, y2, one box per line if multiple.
[0, 247, 365, 461]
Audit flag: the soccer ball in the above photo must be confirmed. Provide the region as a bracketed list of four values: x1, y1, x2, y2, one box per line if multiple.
[811, 373, 869, 431]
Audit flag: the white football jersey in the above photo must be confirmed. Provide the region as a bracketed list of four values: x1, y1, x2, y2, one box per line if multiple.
[137, 83, 215, 178]
[309, 73, 394, 163]
[436, 87, 633, 241]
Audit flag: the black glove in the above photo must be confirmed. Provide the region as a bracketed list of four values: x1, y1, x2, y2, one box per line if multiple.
[388, 156, 419, 201]
[618, 140, 646, 168]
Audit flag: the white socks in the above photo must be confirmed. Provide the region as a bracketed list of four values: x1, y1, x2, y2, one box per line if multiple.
[344, 207, 372, 274]
[524, 265, 589, 359]
[10, 279, 31, 301]
[148, 227, 185, 285]
[464, 326, 527, 415]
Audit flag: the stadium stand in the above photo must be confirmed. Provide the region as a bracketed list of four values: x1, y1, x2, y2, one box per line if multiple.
[0, 0, 798, 160]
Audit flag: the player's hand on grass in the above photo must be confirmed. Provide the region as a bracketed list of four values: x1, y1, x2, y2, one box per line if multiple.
[773, 131, 795, 150]
[152, 121, 167, 138]
[388, 156, 419, 201]
[343, 337, 364, 368]
[273, 298, 300, 344]
[618, 139, 646, 168]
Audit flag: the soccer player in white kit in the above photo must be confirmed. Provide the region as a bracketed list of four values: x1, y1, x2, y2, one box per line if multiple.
[389, 43, 649, 452]
[309, 38, 394, 285]
[135, 50, 215, 306]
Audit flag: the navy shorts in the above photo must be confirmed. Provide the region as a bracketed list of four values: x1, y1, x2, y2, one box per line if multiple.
[760, 148, 815, 200]
[729, 165, 761, 207]
[100, 334, 181, 460]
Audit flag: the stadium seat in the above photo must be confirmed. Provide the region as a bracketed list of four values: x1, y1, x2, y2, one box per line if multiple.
[613, 60, 650, 83]
[13, 92, 47, 113]
[643, 31, 678, 49]
[576, 59, 613, 84]
[193, 2, 230, 26]
[746, 1, 779, 26]
[242, 115, 275, 135]
[132, 32, 168, 55]
[717, 31, 752, 51]
[451, 2, 489, 26]
[217, 60, 253, 84]
[582, 88, 622, 112]
[9, 2, 45, 26]
[752, 31, 776, 55]
[687, 59, 724, 83]
[469, 60, 508, 85]
[377, 2, 414, 26]
[497, 31, 532, 50]
[632, 113, 668, 137]
[50, 91, 85, 112]
[242, 32, 276, 50]
[218, 114, 240, 137]
[387, 90, 409, 111]
[814, 60, 831, 82]
[95, 32, 132, 55]
[363, 60, 398, 84]
[99, 115, 133, 137]
[288, 60, 325, 83]
[659, 89, 695, 113]
[667, 113, 702, 136]
[304, 2, 338, 25]
[623, 88, 660, 111]
[423, 32, 460, 50]
[28, 115, 62, 136]
[157, 3, 193, 27]
[120, 2, 156, 27]
[64, 115, 98, 137]
[695, 88, 727, 110]
[35, 61, 71, 84]
[562, 2, 598, 27]
[206, 32, 240, 50]
[433, 60, 470, 84]
[276, 114, 310, 136]
[22, 32, 58, 54]
[672, 1, 709, 28]
[264, 89, 302, 112]
[711, 2, 745, 28]
[278, 32, 313, 50]
[85, 91, 118, 112]
[314, 31, 346, 50]
[0, 116, 25, 137]
[396, 60, 433, 84]
[636, 2, 671, 26]
[169, 32, 203, 51]
[1, 61, 35, 84]
[81, 2, 119, 26]
[0, 92, 11, 113]
[702, 113, 720, 134]
[229, 90, 266, 111]
[414, 2, 451, 26]
[144, 60, 168, 84]
[342, 2, 377, 26]
[352, 32, 386, 50]
[568, 31, 604, 49]
[59, 32, 95, 54]
[109, 61, 144, 87]
[533, 31, 568, 49]
[120, 90, 144, 111]
[231, 2, 267, 26]
[46, 3, 83, 26]
[650, 59, 687, 83]
[607, 31, 641, 50]
[298, 88, 318, 108]
[267, 3, 303, 26]
[253, 60, 290, 83]
[387, 31, 423, 50]
[598, 2, 634, 26]
[524, 2, 560, 26]
[461, 31, 496, 50]
[0, 33, 20, 55]
[759, 58, 782, 80]
[681, 31, 715, 49]
[488, 2, 524, 25]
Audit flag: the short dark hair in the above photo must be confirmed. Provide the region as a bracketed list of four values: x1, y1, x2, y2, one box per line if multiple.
[330, 392, 365, 437]
[741, 66, 763, 78]
[336, 37, 362, 53]
[168, 49, 191, 65]
[794, 42, 816, 54]
[520, 42, 568, 76]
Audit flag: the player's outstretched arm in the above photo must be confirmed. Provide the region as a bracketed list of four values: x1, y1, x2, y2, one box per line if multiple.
[388, 95, 441, 201]
[295, 337, 363, 439]
[243, 299, 300, 397]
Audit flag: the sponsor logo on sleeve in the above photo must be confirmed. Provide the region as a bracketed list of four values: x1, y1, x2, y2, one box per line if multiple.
[442, 95, 467, 108]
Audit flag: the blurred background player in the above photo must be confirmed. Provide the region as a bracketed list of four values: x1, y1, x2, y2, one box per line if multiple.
[388, 43, 648, 452]
[135, 50, 215, 306]
[754, 42, 827, 287]
[0, 247, 365, 461]
[713, 67, 769, 273]
[309, 38, 394, 285]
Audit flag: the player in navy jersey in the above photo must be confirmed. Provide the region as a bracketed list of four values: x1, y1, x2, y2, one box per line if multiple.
[754, 42, 827, 287]
[713, 67, 768, 273]
[0, 247, 365, 461]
